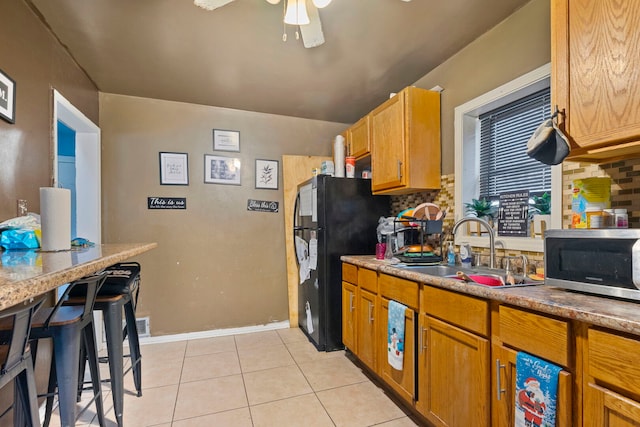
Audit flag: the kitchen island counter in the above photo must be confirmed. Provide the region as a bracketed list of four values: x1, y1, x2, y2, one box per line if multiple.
[341, 255, 640, 336]
[0, 242, 157, 311]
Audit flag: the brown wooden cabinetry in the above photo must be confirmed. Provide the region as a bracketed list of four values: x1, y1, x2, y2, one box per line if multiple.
[356, 288, 377, 370]
[584, 328, 640, 426]
[341, 281, 357, 352]
[552, 0, 640, 162]
[416, 286, 490, 427]
[370, 87, 440, 194]
[347, 115, 371, 160]
[492, 305, 573, 427]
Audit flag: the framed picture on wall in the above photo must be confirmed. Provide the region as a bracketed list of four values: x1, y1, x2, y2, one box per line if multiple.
[159, 152, 189, 185]
[213, 129, 240, 152]
[204, 154, 241, 185]
[0, 68, 16, 124]
[255, 159, 279, 190]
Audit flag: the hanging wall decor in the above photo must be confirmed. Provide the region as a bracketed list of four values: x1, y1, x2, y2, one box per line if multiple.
[213, 129, 240, 152]
[255, 159, 279, 190]
[0, 68, 16, 124]
[204, 154, 241, 185]
[159, 152, 189, 185]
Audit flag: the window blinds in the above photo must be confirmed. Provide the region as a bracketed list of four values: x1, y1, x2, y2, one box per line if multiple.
[479, 88, 552, 198]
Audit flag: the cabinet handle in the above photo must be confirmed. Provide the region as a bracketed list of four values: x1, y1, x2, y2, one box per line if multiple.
[349, 294, 355, 312]
[496, 359, 506, 401]
[397, 160, 403, 180]
[368, 302, 374, 324]
[420, 326, 427, 353]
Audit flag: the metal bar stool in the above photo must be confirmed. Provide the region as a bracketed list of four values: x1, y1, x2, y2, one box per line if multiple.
[0, 297, 44, 427]
[67, 262, 142, 427]
[29, 272, 108, 427]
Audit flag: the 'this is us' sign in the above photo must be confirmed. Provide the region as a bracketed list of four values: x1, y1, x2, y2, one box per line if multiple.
[147, 197, 186, 210]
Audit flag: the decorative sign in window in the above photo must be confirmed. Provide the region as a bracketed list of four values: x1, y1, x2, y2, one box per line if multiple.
[147, 197, 187, 210]
[497, 190, 529, 237]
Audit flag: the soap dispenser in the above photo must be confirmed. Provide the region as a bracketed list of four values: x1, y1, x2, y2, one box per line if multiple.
[447, 241, 456, 266]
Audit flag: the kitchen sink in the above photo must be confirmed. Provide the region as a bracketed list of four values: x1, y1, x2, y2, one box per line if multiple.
[393, 264, 461, 277]
[394, 263, 542, 288]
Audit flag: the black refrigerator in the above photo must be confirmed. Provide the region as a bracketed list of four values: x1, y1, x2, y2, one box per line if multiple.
[293, 175, 390, 351]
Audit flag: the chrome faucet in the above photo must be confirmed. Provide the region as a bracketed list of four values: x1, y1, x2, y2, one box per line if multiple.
[452, 217, 496, 269]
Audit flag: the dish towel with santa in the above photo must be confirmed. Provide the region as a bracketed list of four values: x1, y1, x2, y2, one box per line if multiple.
[514, 351, 562, 427]
[387, 300, 406, 371]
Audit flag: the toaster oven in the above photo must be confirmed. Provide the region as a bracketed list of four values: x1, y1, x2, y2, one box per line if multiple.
[545, 228, 640, 301]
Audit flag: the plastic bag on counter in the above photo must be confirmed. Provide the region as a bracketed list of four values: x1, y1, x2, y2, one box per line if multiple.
[0, 213, 41, 232]
[0, 229, 40, 250]
[376, 216, 407, 242]
[0, 213, 42, 250]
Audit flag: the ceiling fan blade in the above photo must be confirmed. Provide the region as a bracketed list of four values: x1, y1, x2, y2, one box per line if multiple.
[193, 0, 236, 11]
[300, 2, 325, 48]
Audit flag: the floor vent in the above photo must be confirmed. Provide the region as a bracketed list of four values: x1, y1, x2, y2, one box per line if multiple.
[136, 317, 150, 337]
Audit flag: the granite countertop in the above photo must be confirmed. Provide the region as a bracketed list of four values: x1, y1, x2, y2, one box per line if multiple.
[341, 255, 640, 337]
[0, 242, 157, 311]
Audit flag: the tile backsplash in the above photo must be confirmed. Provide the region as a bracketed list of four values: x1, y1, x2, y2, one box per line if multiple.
[563, 158, 640, 229]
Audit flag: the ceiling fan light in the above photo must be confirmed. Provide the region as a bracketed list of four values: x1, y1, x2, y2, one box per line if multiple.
[312, 0, 332, 8]
[265, 0, 281, 4]
[284, 0, 310, 25]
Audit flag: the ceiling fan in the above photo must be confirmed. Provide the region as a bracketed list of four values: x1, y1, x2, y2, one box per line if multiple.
[194, 0, 330, 48]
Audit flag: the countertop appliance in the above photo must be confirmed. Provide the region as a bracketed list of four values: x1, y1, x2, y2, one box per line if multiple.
[545, 228, 640, 301]
[293, 175, 390, 351]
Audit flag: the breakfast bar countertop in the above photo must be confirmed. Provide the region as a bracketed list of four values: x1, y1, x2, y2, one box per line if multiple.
[0, 242, 158, 311]
[341, 255, 640, 337]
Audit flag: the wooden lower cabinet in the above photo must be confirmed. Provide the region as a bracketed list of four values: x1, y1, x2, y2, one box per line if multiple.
[584, 328, 640, 426]
[416, 314, 490, 427]
[493, 305, 573, 427]
[492, 343, 573, 427]
[378, 298, 416, 403]
[584, 383, 640, 427]
[357, 288, 377, 370]
[341, 281, 357, 352]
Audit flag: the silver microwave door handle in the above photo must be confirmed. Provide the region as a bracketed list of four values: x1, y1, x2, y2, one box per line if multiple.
[633, 240, 640, 289]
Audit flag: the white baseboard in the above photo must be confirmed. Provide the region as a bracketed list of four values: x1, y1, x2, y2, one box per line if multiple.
[138, 320, 291, 345]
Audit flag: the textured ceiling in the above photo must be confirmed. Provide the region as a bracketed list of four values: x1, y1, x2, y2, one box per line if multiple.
[30, 0, 531, 123]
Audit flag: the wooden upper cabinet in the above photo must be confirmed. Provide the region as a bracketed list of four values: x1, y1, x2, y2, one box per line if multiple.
[552, 0, 640, 162]
[347, 115, 371, 160]
[370, 87, 441, 195]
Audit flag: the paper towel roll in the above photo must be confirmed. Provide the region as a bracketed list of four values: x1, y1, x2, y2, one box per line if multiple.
[40, 187, 71, 251]
[334, 135, 345, 178]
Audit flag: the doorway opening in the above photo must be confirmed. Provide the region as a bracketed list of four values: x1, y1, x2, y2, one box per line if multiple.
[52, 89, 101, 245]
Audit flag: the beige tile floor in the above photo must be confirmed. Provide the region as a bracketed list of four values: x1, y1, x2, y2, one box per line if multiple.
[47, 328, 420, 427]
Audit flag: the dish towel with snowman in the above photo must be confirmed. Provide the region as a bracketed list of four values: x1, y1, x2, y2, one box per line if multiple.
[387, 300, 406, 371]
[514, 352, 562, 427]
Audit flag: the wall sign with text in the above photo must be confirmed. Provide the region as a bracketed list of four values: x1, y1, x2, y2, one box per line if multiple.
[148, 197, 187, 210]
[247, 199, 279, 213]
[497, 190, 529, 237]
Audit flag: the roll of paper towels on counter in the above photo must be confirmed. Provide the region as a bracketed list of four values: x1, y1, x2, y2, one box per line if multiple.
[334, 135, 345, 177]
[40, 187, 71, 251]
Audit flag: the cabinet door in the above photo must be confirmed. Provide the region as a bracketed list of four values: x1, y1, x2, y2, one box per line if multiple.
[492, 344, 573, 427]
[553, 0, 640, 159]
[371, 92, 405, 192]
[416, 314, 490, 427]
[357, 288, 377, 370]
[342, 282, 357, 352]
[584, 383, 640, 427]
[348, 115, 370, 159]
[378, 298, 415, 403]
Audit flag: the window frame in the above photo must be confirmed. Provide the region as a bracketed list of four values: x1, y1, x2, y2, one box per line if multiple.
[453, 63, 561, 253]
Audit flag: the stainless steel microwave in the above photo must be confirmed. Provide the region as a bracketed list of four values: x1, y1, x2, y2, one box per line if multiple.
[545, 228, 640, 301]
